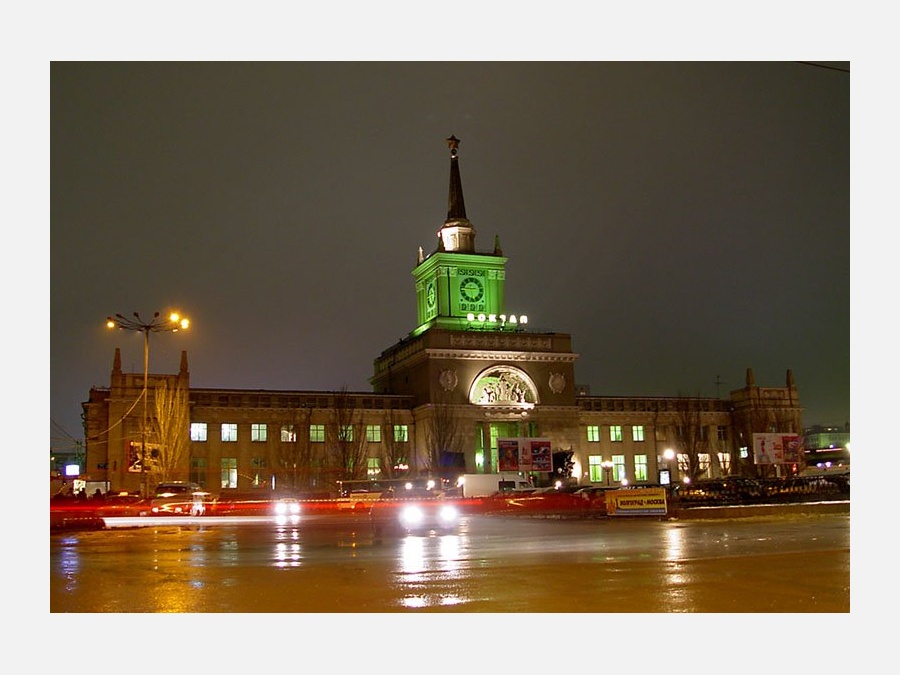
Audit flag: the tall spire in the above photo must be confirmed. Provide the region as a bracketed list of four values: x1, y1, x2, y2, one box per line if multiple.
[446, 135, 467, 220]
[438, 135, 476, 252]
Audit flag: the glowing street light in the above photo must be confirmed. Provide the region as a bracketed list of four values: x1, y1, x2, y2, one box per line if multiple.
[662, 448, 676, 484]
[600, 460, 614, 487]
[106, 311, 190, 497]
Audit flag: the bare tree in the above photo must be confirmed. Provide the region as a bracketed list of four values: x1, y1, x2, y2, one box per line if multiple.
[330, 388, 369, 481]
[269, 407, 313, 493]
[151, 380, 191, 483]
[379, 408, 407, 479]
[673, 395, 710, 482]
[733, 404, 775, 478]
[422, 391, 466, 478]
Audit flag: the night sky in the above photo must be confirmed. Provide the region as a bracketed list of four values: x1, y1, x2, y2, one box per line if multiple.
[49, 61, 849, 453]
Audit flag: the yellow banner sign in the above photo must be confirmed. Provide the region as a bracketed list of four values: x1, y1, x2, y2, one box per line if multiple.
[606, 488, 668, 516]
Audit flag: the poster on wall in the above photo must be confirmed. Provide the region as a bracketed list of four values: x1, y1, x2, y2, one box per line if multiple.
[127, 441, 141, 472]
[127, 440, 160, 473]
[752, 433, 802, 465]
[498, 438, 520, 471]
[497, 438, 553, 472]
[528, 439, 552, 472]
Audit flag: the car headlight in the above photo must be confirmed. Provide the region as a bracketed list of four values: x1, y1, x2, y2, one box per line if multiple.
[275, 501, 301, 516]
[400, 505, 424, 525]
[439, 505, 459, 523]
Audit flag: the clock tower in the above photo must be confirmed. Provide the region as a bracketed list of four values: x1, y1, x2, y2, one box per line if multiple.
[411, 136, 509, 335]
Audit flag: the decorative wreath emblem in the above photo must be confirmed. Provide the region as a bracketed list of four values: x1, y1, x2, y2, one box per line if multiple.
[439, 369, 459, 391]
[549, 372, 566, 394]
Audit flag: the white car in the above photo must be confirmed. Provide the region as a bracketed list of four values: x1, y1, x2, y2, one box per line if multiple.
[150, 482, 208, 516]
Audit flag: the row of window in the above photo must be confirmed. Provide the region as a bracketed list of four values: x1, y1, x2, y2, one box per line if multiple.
[585, 425, 728, 442]
[189, 422, 410, 444]
[190, 456, 397, 490]
[192, 451, 738, 491]
[586, 452, 733, 483]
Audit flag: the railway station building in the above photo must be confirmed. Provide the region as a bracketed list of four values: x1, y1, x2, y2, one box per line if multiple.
[83, 137, 803, 497]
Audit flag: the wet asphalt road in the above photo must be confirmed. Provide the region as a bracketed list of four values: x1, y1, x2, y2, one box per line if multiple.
[50, 512, 849, 613]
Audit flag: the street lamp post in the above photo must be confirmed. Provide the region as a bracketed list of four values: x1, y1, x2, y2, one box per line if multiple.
[663, 448, 676, 485]
[600, 460, 614, 487]
[106, 311, 190, 498]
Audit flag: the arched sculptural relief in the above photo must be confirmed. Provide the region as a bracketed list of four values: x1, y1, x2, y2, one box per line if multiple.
[468, 366, 538, 407]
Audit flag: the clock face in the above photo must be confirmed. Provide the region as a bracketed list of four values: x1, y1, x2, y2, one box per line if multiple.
[426, 282, 436, 308]
[459, 277, 484, 303]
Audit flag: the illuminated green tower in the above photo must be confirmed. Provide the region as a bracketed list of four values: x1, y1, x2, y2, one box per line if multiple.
[411, 136, 513, 336]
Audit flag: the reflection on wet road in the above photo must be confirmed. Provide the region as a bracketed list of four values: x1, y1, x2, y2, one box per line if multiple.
[51, 513, 849, 612]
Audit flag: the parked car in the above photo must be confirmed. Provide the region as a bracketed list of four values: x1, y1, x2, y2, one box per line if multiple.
[673, 477, 763, 506]
[149, 482, 208, 516]
[95, 492, 147, 517]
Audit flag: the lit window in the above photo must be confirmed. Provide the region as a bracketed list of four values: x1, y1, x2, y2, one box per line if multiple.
[587, 425, 600, 442]
[310, 424, 325, 443]
[339, 424, 354, 442]
[366, 425, 382, 442]
[221, 423, 238, 442]
[612, 454, 625, 482]
[698, 453, 710, 473]
[632, 426, 644, 442]
[718, 452, 731, 473]
[251, 423, 267, 442]
[588, 455, 603, 482]
[634, 454, 648, 481]
[367, 457, 381, 476]
[281, 425, 296, 442]
[190, 422, 207, 442]
[394, 425, 409, 442]
[610, 426, 623, 442]
[221, 458, 237, 489]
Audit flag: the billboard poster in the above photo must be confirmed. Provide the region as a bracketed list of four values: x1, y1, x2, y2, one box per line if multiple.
[782, 435, 803, 463]
[753, 433, 801, 465]
[496, 438, 553, 472]
[127, 440, 160, 473]
[498, 438, 520, 471]
[127, 441, 141, 472]
[528, 439, 552, 472]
